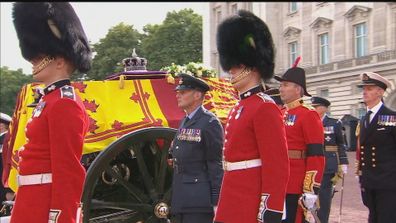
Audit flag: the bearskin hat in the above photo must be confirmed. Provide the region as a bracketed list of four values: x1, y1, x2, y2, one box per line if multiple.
[12, 2, 92, 73]
[216, 10, 275, 80]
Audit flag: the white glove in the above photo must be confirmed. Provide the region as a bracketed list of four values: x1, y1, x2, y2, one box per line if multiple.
[300, 193, 318, 210]
[340, 164, 348, 174]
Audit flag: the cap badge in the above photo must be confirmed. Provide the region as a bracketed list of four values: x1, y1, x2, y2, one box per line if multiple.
[362, 73, 370, 81]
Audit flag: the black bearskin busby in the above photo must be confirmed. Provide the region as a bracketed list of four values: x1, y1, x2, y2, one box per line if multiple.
[216, 10, 275, 80]
[12, 2, 92, 73]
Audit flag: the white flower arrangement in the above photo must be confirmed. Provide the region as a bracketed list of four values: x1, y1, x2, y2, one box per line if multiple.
[161, 62, 217, 78]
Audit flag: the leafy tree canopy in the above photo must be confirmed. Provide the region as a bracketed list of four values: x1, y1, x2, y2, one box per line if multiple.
[141, 8, 202, 70]
[0, 67, 33, 115]
[87, 22, 142, 80]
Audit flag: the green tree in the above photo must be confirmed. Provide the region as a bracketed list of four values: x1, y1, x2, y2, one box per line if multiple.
[141, 9, 202, 70]
[0, 66, 33, 115]
[87, 23, 142, 80]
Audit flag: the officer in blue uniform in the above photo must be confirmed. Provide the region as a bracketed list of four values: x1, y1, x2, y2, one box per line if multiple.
[170, 73, 224, 223]
[356, 72, 396, 223]
[311, 96, 349, 223]
[0, 113, 13, 216]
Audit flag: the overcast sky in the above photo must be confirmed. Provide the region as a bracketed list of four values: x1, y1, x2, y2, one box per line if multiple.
[0, 2, 208, 74]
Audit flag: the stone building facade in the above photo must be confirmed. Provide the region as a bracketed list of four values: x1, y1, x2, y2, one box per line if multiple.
[207, 2, 396, 120]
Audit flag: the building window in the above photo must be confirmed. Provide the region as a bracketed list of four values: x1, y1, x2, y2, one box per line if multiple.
[216, 9, 222, 25]
[290, 2, 298, 12]
[231, 4, 237, 14]
[319, 33, 329, 64]
[289, 41, 298, 67]
[354, 23, 367, 58]
[320, 89, 329, 97]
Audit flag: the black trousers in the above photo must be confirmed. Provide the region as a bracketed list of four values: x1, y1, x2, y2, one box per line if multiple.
[171, 212, 214, 223]
[361, 187, 396, 223]
[282, 194, 305, 223]
[318, 173, 335, 223]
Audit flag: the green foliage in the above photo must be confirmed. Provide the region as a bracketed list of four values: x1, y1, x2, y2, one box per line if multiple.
[161, 62, 217, 78]
[87, 23, 142, 80]
[141, 9, 202, 70]
[0, 67, 33, 115]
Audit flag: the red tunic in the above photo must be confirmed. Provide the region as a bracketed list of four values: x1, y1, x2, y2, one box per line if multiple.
[283, 101, 325, 194]
[10, 80, 89, 223]
[215, 88, 289, 223]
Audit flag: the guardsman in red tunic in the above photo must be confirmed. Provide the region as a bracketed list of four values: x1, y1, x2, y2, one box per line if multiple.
[275, 60, 325, 223]
[214, 10, 290, 223]
[10, 3, 91, 223]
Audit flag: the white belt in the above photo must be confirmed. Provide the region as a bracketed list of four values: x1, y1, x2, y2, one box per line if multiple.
[223, 159, 262, 171]
[0, 216, 10, 223]
[17, 173, 52, 186]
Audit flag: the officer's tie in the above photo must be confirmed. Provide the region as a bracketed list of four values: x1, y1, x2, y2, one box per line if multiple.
[364, 110, 373, 128]
[183, 116, 190, 127]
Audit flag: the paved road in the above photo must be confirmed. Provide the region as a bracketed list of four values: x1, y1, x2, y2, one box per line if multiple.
[327, 151, 368, 223]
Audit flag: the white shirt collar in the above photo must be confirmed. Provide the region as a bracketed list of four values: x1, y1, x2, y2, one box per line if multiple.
[367, 101, 383, 122]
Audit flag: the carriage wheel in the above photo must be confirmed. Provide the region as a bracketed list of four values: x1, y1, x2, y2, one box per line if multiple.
[82, 127, 176, 223]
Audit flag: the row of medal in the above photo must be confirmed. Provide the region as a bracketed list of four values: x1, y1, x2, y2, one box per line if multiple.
[377, 115, 396, 126]
[177, 128, 202, 142]
[323, 126, 334, 134]
[284, 114, 297, 126]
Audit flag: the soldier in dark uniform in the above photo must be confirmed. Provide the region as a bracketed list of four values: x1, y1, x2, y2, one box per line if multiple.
[275, 60, 325, 223]
[0, 113, 13, 216]
[170, 73, 224, 223]
[311, 97, 349, 223]
[356, 72, 396, 223]
[11, 3, 91, 223]
[0, 113, 12, 146]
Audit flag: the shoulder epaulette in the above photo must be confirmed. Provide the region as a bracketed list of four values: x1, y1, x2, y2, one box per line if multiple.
[203, 109, 218, 123]
[256, 92, 275, 103]
[302, 103, 315, 110]
[326, 116, 337, 121]
[60, 85, 76, 100]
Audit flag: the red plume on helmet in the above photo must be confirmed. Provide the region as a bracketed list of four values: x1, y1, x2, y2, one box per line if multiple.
[292, 56, 301, 68]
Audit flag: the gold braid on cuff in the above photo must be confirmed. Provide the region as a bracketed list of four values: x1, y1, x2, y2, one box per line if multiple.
[303, 170, 320, 193]
[32, 56, 54, 75]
